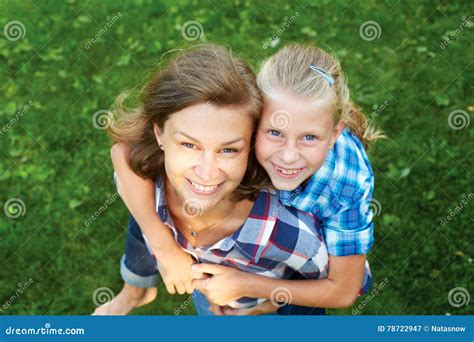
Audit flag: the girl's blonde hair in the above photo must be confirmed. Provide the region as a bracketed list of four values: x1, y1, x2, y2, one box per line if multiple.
[257, 44, 384, 148]
[107, 44, 267, 200]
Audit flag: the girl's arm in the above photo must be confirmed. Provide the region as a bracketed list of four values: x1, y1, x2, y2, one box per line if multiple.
[192, 254, 366, 309]
[111, 143, 196, 295]
[246, 254, 366, 308]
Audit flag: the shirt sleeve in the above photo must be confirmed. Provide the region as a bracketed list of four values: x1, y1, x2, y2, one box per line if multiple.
[322, 182, 375, 256]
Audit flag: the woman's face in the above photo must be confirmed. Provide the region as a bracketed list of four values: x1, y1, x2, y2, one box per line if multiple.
[155, 102, 253, 213]
[255, 90, 344, 191]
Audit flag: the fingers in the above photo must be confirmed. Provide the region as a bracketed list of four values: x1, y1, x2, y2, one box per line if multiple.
[164, 275, 196, 295]
[192, 263, 224, 275]
[192, 278, 208, 290]
[175, 282, 186, 295]
[164, 281, 176, 295]
[192, 271, 207, 280]
[184, 282, 194, 295]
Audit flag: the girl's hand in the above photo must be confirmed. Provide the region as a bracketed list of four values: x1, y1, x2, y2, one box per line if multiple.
[208, 301, 278, 316]
[154, 246, 201, 295]
[191, 263, 250, 306]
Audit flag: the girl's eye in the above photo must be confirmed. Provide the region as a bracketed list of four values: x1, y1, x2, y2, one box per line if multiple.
[268, 129, 282, 137]
[302, 135, 318, 141]
[221, 148, 238, 154]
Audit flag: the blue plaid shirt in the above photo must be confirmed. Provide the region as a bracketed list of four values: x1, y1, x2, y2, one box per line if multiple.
[279, 128, 375, 256]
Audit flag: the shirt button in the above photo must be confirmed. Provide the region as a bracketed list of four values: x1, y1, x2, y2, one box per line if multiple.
[161, 208, 167, 219]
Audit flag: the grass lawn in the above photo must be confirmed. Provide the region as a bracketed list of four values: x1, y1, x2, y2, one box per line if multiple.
[1, 0, 472, 315]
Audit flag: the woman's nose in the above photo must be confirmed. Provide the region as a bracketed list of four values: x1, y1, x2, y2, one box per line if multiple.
[194, 152, 220, 183]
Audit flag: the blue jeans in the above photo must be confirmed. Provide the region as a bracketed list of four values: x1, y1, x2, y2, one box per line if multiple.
[120, 215, 325, 315]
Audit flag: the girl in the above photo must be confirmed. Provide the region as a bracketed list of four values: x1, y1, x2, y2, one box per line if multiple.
[194, 44, 383, 315]
[93, 44, 334, 315]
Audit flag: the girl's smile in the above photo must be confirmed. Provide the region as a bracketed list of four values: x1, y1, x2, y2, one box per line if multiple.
[271, 163, 307, 179]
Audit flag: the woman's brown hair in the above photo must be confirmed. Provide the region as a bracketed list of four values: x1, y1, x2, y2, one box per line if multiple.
[107, 44, 268, 200]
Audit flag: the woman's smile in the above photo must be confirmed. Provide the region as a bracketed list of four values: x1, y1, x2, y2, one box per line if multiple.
[186, 178, 224, 196]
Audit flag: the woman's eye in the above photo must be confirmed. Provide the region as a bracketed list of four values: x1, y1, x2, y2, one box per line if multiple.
[221, 148, 238, 154]
[182, 143, 196, 149]
[268, 129, 281, 137]
[302, 135, 317, 141]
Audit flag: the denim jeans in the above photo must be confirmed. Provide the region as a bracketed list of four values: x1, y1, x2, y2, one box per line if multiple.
[120, 215, 325, 315]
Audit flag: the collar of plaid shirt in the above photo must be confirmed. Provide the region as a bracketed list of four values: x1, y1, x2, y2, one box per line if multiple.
[153, 176, 283, 263]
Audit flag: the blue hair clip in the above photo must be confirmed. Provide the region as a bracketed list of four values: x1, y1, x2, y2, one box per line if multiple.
[309, 65, 334, 85]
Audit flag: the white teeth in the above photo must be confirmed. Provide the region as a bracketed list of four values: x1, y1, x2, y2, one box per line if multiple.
[190, 180, 219, 192]
[275, 166, 301, 175]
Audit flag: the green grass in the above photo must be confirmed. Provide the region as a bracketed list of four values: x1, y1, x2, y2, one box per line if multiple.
[1, 0, 472, 315]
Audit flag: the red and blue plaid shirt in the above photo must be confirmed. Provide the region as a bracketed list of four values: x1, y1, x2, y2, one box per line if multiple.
[144, 176, 371, 309]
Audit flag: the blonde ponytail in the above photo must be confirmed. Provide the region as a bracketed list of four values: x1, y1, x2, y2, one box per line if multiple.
[346, 102, 386, 148]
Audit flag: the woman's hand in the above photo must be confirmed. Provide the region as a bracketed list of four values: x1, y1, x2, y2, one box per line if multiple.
[191, 263, 250, 306]
[208, 301, 278, 316]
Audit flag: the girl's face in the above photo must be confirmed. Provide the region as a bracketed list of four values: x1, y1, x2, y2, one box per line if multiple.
[255, 90, 344, 191]
[154, 102, 253, 213]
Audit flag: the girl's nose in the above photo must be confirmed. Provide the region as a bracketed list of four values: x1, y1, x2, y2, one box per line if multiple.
[279, 143, 300, 165]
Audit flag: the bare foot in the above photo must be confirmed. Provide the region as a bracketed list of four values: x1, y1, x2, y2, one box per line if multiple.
[92, 285, 157, 315]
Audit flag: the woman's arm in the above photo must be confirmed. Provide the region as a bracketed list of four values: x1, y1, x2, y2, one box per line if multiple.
[111, 143, 196, 295]
[192, 254, 366, 308]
